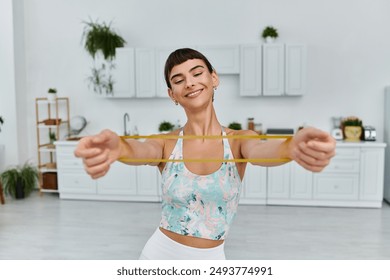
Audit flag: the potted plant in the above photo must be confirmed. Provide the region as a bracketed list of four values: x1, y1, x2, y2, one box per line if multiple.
[47, 88, 57, 103]
[82, 18, 126, 95]
[48, 131, 57, 148]
[341, 116, 363, 141]
[228, 122, 242, 130]
[158, 121, 175, 133]
[262, 26, 278, 43]
[0, 162, 39, 199]
[0, 115, 4, 132]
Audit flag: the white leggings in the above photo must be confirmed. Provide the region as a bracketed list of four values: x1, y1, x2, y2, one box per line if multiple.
[139, 228, 226, 260]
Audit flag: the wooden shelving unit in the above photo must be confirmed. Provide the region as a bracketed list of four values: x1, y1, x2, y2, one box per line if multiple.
[35, 97, 70, 193]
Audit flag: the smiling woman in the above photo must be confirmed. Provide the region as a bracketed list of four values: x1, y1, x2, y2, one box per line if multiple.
[73, 48, 336, 260]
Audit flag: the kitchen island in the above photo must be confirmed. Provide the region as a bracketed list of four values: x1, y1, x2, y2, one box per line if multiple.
[55, 141, 386, 208]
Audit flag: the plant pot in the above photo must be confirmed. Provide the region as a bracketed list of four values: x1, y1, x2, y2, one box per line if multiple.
[265, 36, 276, 43]
[47, 93, 57, 103]
[15, 178, 25, 199]
[344, 126, 362, 141]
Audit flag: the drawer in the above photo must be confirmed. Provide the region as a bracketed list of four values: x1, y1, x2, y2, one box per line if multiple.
[322, 159, 360, 173]
[58, 172, 96, 193]
[334, 147, 360, 159]
[57, 158, 84, 169]
[56, 146, 77, 156]
[313, 174, 359, 200]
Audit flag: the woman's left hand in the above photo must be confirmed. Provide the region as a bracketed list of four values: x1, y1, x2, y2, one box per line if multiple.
[288, 127, 336, 172]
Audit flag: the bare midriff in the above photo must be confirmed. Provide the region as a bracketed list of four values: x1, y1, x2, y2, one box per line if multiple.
[159, 227, 224, 248]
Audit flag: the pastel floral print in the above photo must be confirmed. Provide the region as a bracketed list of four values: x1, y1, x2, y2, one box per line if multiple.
[160, 128, 242, 240]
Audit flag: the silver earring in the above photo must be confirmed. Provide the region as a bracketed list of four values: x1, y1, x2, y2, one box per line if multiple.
[214, 87, 217, 91]
[173, 100, 178, 105]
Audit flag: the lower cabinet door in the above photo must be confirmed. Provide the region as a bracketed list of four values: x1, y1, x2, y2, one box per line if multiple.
[97, 162, 137, 195]
[58, 172, 96, 194]
[136, 166, 159, 197]
[313, 174, 359, 200]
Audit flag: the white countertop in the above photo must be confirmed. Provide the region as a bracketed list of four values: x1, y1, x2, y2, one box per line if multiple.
[335, 141, 386, 147]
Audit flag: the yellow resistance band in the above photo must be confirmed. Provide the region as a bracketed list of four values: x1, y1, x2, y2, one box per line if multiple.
[118, 134, 292, 163]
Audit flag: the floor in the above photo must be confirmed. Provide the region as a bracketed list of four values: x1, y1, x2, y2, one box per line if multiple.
[1, 191, 390, 260]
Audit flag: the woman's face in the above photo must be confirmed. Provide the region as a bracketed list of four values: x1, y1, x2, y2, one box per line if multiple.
[168, 59, 219, 108]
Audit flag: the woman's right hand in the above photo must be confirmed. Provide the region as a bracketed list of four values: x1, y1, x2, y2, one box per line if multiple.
[74, 129, 122, 179]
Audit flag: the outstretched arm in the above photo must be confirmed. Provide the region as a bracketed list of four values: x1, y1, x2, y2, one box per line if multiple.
[241, 127, 336, 172]
[74, 129, 163, 179]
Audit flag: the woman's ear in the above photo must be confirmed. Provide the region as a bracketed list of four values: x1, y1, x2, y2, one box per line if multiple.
[212, 71, 220, 89]
[168, 88, 174, 100]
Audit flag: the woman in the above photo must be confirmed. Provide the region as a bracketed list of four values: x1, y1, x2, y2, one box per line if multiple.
[74, 48, 336, 259]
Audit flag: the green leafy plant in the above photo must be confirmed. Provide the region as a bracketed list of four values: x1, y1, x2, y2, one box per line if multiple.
[342, 116, 362, 127]
[0, 162, 39, 199]
[48, 88, 57, 94]
[262, 26, 278, 39]
[158, 121, 175, 132]
[0, 116, 4, 132]
[82, 18, 125, 95]
[82, 18, 126, 61]
[49, 131, 57, 144]
[228, 122, 242, 130]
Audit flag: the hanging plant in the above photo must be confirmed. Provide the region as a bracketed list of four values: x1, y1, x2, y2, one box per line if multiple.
[82, 19, 126, 60]
[81, 18, 126, 95]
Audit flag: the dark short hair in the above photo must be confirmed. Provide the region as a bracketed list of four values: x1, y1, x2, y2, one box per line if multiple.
[164, 48, 214, 89]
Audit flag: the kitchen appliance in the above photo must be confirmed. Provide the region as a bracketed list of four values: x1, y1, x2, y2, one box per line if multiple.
[363, 126, 376, 141]
[331, 117, 343, 140]
[266, 128, 294, 135]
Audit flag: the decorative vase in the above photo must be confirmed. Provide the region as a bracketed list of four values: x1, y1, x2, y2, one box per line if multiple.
[343, 126, 362, 141]
[47, 93, 57, 103]
[265, 36, 276, 43]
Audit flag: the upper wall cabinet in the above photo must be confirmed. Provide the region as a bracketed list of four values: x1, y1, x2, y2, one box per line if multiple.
[111, 48, 136, 98]
[285, 44, 307, 96]
[240, 45, 262, 96]
[240, 43, 307, 96]
[197, 45, 240, 74]
[135, 48, 156, 98]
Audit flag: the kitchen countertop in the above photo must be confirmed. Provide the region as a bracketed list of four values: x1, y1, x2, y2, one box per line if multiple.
[335, 141, 386, 147]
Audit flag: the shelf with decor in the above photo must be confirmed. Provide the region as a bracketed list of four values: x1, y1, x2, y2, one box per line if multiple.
[35, 97, 70, 193]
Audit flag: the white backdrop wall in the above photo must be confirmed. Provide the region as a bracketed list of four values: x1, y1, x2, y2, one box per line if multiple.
[4, 0, 390, 166]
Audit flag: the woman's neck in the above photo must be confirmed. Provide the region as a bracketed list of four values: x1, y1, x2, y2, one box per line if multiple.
[183, 106, 221, 136]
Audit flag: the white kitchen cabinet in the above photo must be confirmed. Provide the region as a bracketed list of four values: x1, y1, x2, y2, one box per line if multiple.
[240, 43, 307, 97]
[359, 148, 385, 201]
[290, 161, 313, 199]
[197, 45, 240, 74]
[267, 163, 290, 199]
[97, 161, 137, 196]
[55, 142, 160, 202]
[263, 43, 307, 96]
[240, 163, 267, 205]
[313, 147, 360, 202]
[239, 45, 262, 96]
[285, 44, 307, 96]
[111, 48, 136, 98]
[262, 44, 285, 96]
[136, 165, 160, 198]
[267, 161, 313, 204]
[56, 144, 96, 196]
[155, 47, 174, 98]
[135, 48, 156, 98]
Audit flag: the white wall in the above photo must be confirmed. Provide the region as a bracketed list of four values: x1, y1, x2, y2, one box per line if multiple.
[7, 0, 390, 164]
[0, 0, 19, 168]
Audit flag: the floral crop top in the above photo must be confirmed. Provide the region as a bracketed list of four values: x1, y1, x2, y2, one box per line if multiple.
[159, 128, 242, 240]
